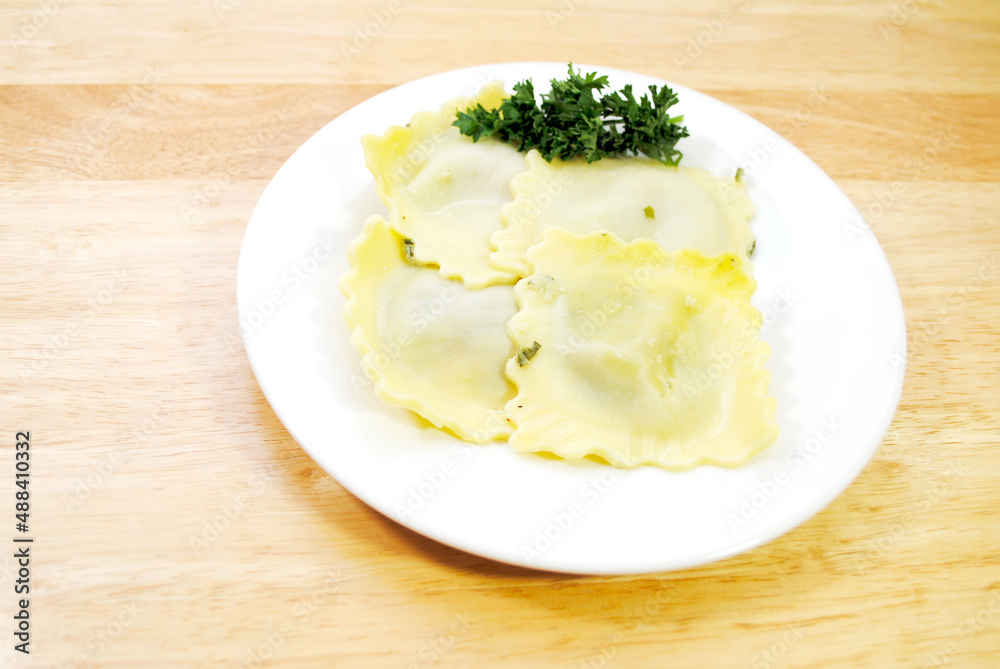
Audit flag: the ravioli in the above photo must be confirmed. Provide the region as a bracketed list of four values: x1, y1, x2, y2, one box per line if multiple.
[340, 215, 517, 443]
[505, 228, 777, 469]
[491, 150, 756, 278]
[362, 83, 525, 288]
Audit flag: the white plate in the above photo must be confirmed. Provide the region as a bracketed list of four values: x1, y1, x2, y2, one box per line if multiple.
[237, 62, 906, 575]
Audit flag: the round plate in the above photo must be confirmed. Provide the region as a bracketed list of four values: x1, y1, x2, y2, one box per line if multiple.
[237, 62, 906, 575]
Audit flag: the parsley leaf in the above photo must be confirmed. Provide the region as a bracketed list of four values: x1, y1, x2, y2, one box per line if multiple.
[454, 64, 688, 166]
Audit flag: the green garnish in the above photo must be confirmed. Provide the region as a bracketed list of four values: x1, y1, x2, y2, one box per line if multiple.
[644, 205, 655, 219]
[454, 64, 688, 166]
[517, 341, 542, 367]
[402, 237, 416, 262]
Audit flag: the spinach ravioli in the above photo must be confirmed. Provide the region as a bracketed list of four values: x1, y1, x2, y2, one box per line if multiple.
[504, 228, 777, 469]
[362, 82, 526, 289]
[491, 150, 756, 278]
[340, 215, 517, 443]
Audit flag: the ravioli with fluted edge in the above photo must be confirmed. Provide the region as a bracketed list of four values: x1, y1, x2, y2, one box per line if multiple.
[361, 82, 525, 289]
[491, 150, 756, 278]
[344, 70, 778, 468]
[340, 215, 517, 443]
[505, 228, 777, 469]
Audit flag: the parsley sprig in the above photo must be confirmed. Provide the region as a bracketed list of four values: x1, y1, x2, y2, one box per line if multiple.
[454, 64, 689, 166]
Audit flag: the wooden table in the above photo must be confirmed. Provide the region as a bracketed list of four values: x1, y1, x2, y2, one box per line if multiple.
[2, 1, 998, 667]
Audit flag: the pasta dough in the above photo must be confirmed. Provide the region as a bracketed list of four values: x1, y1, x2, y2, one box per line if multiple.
[362, 83, 525, 288]
[340, 215, 517, 443]
[491, 150, 756, 277]
[505, 228, 777, 469]
[345, 81, 777, 470]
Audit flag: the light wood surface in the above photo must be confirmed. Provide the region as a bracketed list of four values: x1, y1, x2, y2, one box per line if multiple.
[2, 1, 999, 667]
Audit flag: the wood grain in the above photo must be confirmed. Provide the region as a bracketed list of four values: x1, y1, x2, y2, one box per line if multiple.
[2, 1, 999, 668]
